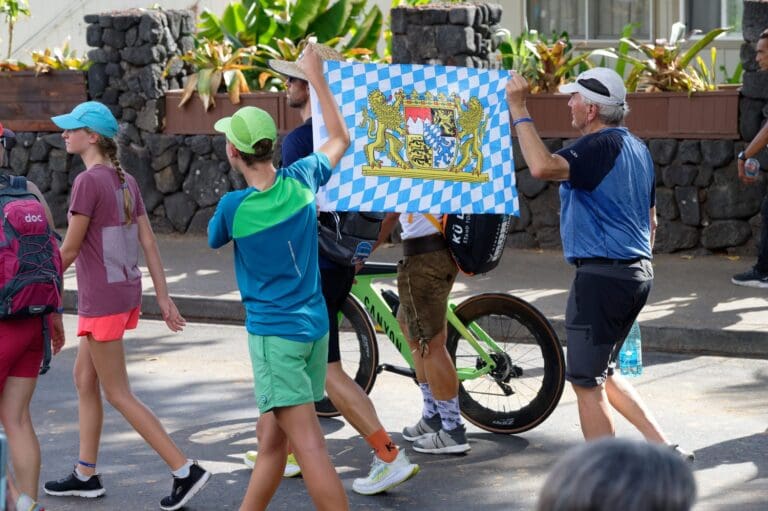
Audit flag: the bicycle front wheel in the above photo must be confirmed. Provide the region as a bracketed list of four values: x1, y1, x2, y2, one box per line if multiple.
[315, 295, 379, 417]
[447, 293, 565, 434]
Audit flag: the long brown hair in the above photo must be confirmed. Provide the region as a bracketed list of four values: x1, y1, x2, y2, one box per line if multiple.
[94, 134, 133, 225]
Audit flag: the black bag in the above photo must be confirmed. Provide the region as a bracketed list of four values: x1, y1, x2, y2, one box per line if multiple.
[318, 211, 385, 267]
[428, 213, 511, 275]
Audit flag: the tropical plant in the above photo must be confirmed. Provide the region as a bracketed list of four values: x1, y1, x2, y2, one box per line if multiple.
[618, 22, 730, 93]
[165, 39, 256, 111]
[498, 30, 612, 93]
[197, 0, 383, 58]
[30, 39, 90, 74]
[0, 0, 30, 59]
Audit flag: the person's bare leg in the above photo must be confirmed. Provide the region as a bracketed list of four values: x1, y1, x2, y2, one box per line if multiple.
[325, 362, 382, 436]
[606, 373, 668, 443]
[276, 403, 348, 511]
[87, 338, 186, 470]
[72, 337, 104, 476]
[0, 377, 40, 497]
[239, 413, 287, 511]
[572, 383, 615, 440]
[405, 326, 458, 401]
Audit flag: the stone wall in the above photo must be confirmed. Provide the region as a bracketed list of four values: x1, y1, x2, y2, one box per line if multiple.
[390, 3, 503, 67]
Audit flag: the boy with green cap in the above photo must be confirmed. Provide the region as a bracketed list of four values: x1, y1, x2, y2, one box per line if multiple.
[208, 45, 350, 511]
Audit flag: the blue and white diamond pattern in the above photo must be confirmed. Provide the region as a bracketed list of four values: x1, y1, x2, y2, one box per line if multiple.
[312, 61, 518, 215]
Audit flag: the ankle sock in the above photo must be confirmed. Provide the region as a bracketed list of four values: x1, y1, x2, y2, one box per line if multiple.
[437, 396, 463, 431]
[419, 382, 438, 419]
[74, 466, 93, 481]
[366, 428, 399, 463]
[16, 493, 36, 511]
[171, 459, 193, 478]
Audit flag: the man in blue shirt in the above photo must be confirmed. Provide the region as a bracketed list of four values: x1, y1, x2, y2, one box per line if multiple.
[506, 67, 693, 461]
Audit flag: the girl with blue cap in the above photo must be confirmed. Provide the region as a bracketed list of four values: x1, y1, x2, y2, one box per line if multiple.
[43, 101, 210, 510]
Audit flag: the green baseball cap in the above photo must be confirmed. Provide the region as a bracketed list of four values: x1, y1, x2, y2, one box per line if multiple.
[214, 106, 277, 154]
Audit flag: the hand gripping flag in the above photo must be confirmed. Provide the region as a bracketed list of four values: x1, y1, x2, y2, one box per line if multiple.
[311, 60, 518, 215]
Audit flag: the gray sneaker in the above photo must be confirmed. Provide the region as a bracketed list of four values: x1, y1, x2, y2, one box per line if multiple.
[413, 424, 470, 454]
[402, 415, 441, 442]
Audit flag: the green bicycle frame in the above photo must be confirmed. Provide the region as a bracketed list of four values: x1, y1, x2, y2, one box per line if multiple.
[347, 271, 506, 381]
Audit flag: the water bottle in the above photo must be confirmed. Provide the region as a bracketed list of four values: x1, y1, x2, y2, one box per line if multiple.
[0, 433, 6, 511]
[618, 321, 643, 377]
[744, 157, 760, 178]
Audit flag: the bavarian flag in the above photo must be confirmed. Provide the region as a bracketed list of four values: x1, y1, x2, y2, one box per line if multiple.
[311, 60, 518, 215]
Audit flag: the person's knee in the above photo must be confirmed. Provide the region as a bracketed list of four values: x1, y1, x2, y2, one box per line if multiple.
[73, 367, 98, 396]
[572, 381, 604, 397]
[101, 386, 134, 410]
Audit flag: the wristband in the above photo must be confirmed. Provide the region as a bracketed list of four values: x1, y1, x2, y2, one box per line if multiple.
[737, 151, 747, 161]
[512, 117, 534, 127]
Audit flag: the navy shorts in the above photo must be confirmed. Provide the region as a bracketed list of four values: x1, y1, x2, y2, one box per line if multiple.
[565, 259, 653, 387]
[320, 265, 356, 364]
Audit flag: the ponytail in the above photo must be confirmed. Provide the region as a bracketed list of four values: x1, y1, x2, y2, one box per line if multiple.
[97, 136, 133, 225]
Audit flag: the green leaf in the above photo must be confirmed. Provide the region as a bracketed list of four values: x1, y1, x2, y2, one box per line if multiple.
[307, 0, 352, 43]
[678, 27, 728, 68]
[345, 6, 382, 51]
[286, 0, 323, 40]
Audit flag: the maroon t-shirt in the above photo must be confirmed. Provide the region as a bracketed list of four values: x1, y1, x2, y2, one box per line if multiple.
[69, 164, 146, 317]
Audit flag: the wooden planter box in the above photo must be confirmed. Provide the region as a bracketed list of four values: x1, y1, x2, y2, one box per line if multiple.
[164, 91, 303, 135]
[0, 70, 88, 132]
[522, 89, 740, 139]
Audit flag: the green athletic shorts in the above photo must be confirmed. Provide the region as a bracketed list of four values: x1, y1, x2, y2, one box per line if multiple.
[248, 333, 329, 414]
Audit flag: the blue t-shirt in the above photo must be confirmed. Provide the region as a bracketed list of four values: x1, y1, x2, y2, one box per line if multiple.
[556, 127, 655, 264]
[208, 153, 332, 341]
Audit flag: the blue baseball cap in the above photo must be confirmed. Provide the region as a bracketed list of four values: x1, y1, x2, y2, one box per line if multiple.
[51, 101, 119, 138]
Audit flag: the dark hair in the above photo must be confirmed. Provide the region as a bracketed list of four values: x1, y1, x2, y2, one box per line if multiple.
[236, 138, 274, 165]
[537, 438, 696, 511]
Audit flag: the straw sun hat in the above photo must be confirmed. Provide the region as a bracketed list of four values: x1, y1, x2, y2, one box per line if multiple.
[268, 43, 345, 81]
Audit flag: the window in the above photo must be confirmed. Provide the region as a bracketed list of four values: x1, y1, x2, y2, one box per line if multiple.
[685, 0, 742, 35]
[526, 0, 651, 40]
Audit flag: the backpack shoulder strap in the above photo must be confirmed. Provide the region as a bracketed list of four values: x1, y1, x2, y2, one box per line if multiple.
[8, 175, 27, 190]
[424, 213, 445, 235]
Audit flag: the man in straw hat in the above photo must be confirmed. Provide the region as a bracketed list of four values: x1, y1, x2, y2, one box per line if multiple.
[208, 45, 349, 510]
[505, 67, 693, 461]
[247, 42, 420, 496]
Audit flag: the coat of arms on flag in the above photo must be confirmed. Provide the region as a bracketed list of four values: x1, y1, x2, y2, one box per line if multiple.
[312, 60, 518, 215]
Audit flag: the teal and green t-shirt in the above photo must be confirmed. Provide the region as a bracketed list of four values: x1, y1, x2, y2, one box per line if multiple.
[208, 153, 331, 342]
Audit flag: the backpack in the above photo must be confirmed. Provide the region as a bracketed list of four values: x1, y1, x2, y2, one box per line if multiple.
[426, 213, 511, 275]
[0, 175, 63, 374]
[317, 211, 386, 267]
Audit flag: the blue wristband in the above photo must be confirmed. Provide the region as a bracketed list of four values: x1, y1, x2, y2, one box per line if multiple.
[512, 117, 534, 127]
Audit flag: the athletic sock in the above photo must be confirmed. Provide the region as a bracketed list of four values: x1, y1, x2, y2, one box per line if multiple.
[366, 428, 399, 463]
[74, 466, 92, 481]
[436, 396, 463, 431]
[171, 459, 193, 478]
[419, 382, 438, 419]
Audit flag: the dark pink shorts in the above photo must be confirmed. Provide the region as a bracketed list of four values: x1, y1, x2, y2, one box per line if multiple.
[0, 317, 44, 391]
[78, 306, 140, 342]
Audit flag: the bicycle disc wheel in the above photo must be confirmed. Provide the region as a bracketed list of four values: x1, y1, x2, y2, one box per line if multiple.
[447, 293, 565, 434]
[315, 295, 379, 417]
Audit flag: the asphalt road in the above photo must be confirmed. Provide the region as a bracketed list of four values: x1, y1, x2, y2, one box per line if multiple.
[28, 316, 768, 511]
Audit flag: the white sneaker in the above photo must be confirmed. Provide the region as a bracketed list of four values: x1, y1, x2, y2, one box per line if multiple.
[243, 451, 302, 477]
[352, 451, 420, 495]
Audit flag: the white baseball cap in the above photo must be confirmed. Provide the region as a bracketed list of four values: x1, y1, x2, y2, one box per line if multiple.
[559, 67, 626, 107]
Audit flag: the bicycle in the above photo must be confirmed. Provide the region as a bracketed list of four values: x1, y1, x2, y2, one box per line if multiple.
[315, 261, 566, 435]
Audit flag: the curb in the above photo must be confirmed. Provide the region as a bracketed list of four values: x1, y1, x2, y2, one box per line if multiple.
[64, 291, 768, 359]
